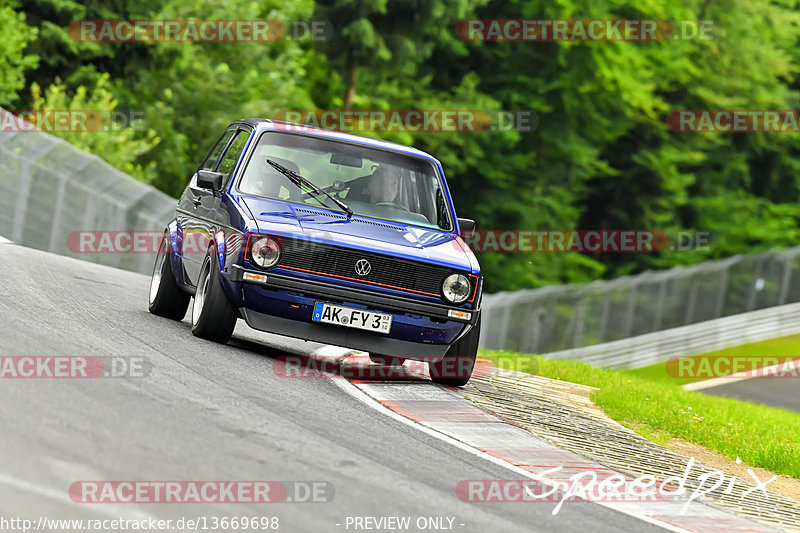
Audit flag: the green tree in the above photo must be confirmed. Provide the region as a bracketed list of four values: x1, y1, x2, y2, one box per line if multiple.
[0, 1, 38, 106]
[9, 0, 800, 292]
[27, 74, 161, 184]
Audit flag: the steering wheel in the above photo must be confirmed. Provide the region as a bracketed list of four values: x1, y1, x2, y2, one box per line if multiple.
[375, 202, 410, 211]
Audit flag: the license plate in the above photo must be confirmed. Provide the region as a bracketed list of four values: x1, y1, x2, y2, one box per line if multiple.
[312, 302, 392, 334]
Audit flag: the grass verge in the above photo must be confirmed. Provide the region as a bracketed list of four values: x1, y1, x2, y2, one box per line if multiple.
[480, 349, 800, 480]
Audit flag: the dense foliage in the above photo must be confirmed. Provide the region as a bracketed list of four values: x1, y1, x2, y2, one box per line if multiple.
[5, 0, 800, 292]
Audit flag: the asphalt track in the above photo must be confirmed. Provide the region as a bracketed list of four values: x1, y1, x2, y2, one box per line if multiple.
[702, 378, 800, 413]
[0, 242, 670, 533]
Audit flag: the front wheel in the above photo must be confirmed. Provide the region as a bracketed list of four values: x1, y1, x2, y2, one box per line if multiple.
[148, 234, 190, 320]
[191, 252, 238, 343]
[429, 315, 481, 387]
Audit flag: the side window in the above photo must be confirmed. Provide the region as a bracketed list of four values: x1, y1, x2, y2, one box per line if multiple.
[216, 130, 250, 187]
[201, 130, 235, 171]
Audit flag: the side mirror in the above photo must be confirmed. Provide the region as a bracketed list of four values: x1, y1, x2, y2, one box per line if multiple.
[197, 170, 223, 192]
[457, 218, 476, 237]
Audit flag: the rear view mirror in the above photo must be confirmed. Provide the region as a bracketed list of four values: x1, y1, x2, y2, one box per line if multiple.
[197, 170, 223, 191]
[330, 153, 363, 168]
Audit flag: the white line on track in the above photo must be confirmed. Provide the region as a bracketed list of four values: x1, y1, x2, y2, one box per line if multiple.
[0, 473, 159, 521]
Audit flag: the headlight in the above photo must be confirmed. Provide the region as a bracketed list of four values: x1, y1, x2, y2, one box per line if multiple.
[249, 235, 282, 269]
[442, 273, 471, 304]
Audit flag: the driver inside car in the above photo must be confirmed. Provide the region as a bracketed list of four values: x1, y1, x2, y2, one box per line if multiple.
[367, 166, 400, 205]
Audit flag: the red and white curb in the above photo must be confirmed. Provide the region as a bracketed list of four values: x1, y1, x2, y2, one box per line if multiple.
[313, 351, 785, 533]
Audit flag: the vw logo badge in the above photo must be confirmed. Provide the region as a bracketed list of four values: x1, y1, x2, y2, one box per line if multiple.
[355, 259, 371, 276]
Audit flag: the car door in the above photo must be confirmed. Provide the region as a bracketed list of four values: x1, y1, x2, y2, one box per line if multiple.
[177, 128, 235, 285]
[197, 127, 253, 272]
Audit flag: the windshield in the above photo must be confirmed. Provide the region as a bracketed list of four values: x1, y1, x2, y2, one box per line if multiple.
[237, 131, 453, 231]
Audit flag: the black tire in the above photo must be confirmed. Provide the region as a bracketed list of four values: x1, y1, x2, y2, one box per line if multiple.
[190, 251, 238, 343]
[429, 315, 481, 387]
[369, 355, 407, 366]
[148, 234, 190, 320]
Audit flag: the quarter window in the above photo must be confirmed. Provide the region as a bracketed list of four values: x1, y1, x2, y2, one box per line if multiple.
[201, 130, 235, 171]
[216, 130, 251, 187]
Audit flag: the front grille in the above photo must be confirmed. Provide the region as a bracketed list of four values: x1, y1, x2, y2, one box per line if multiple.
[277, 238, 460, 298]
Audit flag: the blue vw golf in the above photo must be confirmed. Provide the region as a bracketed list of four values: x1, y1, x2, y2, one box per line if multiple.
[148, 119, 482, 385]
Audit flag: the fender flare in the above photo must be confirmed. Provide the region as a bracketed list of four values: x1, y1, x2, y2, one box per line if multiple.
[166, 219, 181, 256]
[211, 230, 228, 272]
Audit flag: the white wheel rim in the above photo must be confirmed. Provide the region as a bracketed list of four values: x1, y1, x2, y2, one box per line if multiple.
[192, 263, 210, 325]
[149, 239, 166, 305]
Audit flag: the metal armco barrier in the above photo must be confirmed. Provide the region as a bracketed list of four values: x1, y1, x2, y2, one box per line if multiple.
[481, 247, 800, 365]
[541, 302, 800, 368]
[0, 108, 176, 274]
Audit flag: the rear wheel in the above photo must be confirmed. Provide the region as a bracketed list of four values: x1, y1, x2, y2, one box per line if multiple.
[429, 315, 481, 387]
[148, 234, 190, 320]
[191, 251, 238, 343]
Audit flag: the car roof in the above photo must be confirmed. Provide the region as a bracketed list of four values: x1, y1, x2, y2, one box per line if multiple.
[231, 118, 439, 163]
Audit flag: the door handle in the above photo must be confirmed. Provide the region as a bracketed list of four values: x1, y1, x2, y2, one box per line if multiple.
[192, 198, 202, 207]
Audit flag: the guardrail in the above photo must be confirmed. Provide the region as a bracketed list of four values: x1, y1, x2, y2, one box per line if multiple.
[480, 247, 800, 364]
[0, 108, 176, 274]
[540, 302, 800, 368]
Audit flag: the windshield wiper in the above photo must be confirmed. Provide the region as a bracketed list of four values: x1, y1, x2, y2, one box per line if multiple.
[267, 159, 353, 218]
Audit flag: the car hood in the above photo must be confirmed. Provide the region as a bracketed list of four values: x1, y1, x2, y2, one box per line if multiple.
[241, 197, 477, 273]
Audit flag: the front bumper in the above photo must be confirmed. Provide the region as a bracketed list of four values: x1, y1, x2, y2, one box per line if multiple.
[227, 265, 479, 359]
[228, 265, 479, 325]
[240, 309, 451, 360]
